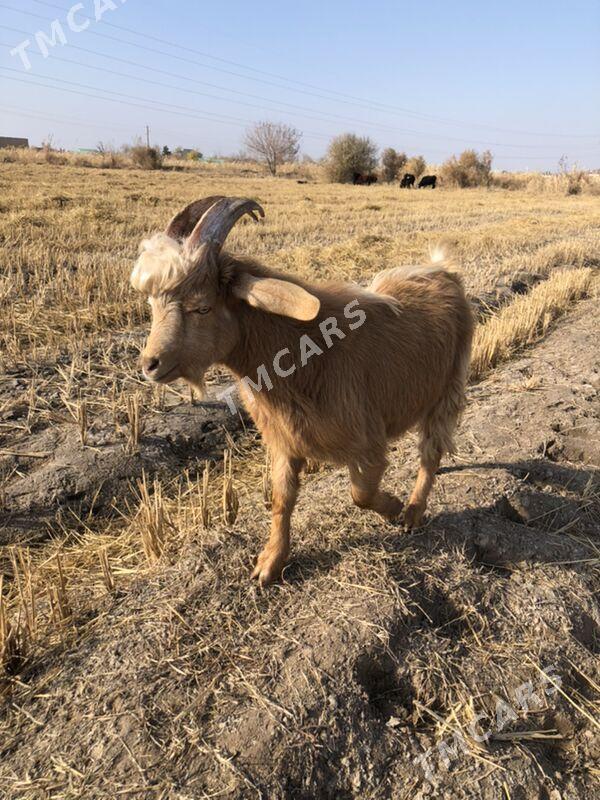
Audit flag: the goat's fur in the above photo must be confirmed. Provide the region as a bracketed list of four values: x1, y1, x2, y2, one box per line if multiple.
[131, 233, 187, 295]
[133, 197, 474, 585]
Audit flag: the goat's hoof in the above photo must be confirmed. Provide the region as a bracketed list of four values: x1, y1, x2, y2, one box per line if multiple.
[372, 491, 404, 521]
[382, 495, 404, 521]
[251, 549, 287, 587]
[403, 503, 425, 529]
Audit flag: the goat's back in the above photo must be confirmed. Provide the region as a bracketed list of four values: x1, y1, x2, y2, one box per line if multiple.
[228, 253, 473, 463]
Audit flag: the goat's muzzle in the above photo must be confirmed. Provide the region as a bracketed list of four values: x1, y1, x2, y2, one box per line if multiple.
[140, 353, 180, 384]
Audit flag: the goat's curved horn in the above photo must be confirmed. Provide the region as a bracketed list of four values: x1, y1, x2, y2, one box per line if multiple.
[165, 195, 226, 241]
[185, 197, 265, 253]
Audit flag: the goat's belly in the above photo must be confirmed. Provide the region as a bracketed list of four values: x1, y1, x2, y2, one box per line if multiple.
[265, 414, 359, 462]
[247, 397, 369, 463]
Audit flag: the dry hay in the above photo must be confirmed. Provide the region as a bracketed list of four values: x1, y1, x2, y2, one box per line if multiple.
[0, 162, 599, 798]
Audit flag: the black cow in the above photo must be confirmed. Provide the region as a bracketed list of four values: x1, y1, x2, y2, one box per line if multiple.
[353, 172, 378, 186]
[418, 175, 437, 189]
[400, 173, 415, 188]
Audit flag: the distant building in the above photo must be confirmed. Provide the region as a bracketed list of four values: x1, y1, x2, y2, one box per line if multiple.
[0, 137, 29, 149]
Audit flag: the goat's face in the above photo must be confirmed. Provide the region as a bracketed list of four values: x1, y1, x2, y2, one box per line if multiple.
[131, 196, 319, 392]
[140, 282, 238, 391]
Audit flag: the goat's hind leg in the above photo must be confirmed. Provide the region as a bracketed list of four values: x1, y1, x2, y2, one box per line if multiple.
[349, 456, 403, 521]
[404, 439, 441, 529]
[404, 413, 453, 529]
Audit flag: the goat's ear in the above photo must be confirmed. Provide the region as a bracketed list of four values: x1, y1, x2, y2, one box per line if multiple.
[232, 274, 320, 321]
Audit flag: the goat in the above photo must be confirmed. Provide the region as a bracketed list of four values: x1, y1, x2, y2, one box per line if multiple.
[400, 173, 415, 188]
[131, 196, 474, 585]
[353, 172, 378, 186]
[418, 175, 437, 189]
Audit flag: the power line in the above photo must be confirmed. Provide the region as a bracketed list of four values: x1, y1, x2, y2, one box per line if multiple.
[3, 72, 592, 162]
[4, 3, 402, 114]
[4, 31, 597, 153]
[1, 27, 437, 137]
[0, 103, 215, 143]
[7, 1, 599, 140]
[0, 69, 332, 143]
[31, 0, 600, 139]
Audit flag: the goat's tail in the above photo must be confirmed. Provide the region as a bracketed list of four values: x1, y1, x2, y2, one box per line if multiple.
[428, 244, 460, 273]
[369, 244, 460, 294]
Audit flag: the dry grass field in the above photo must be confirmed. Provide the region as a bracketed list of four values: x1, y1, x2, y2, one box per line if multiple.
[0, 160, 599, 799]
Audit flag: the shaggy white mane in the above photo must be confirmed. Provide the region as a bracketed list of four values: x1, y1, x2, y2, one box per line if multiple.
[130, 233, 188, 295]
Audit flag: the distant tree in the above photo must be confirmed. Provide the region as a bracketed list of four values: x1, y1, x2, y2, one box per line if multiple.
[440, 149, 493, 187]
[186, 149, 203, 161]
[41, 133, 56, 152]
[96, 141, 121, 168]
[244, 121, 302, 175]
[162, 145, 171, 157]
[325, 133, 378, 183]
[404, 155, 427, 180]
[381, 148, 407, 182]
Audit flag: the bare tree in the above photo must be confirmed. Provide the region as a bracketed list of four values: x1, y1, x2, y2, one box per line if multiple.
[404, 155, 427, 181]
[244, 121, 301, 175]
[381, 148, 407, 182]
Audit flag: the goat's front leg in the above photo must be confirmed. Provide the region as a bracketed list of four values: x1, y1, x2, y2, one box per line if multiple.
[349, 457, 403, 521]
[252, 451, 304, 586]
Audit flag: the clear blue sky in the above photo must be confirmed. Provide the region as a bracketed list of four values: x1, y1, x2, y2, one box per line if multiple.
[1, 0, 599, 170]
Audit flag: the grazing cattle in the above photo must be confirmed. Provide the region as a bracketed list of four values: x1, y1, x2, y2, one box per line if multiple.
[353, 172, 378, 186]
[418, 175, 437, 189]
[400, 173, 416, 188]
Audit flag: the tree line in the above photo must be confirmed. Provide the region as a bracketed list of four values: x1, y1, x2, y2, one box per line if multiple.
[242, 121, 494, 187]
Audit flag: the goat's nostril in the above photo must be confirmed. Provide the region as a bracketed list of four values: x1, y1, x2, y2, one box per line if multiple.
[145, 357, 160, 373]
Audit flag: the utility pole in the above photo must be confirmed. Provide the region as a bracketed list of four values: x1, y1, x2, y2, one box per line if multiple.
[145, 125, 150, 148]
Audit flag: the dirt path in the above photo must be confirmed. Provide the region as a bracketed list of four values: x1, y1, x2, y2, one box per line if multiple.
[0, 297, 598, 799]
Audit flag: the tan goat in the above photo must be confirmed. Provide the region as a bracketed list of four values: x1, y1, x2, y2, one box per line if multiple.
[131, 196, 474, 585]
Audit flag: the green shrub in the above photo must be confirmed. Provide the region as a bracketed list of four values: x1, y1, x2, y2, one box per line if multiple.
[325, 133, 378, 183]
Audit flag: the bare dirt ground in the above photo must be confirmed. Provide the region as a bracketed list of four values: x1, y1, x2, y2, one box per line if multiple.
[0, 163, 599, 799]
[1, 267, 599, 800]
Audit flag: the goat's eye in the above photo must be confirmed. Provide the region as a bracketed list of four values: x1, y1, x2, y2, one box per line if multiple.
[193, 306, 211, 315]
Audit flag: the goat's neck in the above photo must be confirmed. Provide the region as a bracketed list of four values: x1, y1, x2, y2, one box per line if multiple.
[221, 304, 296, 387]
